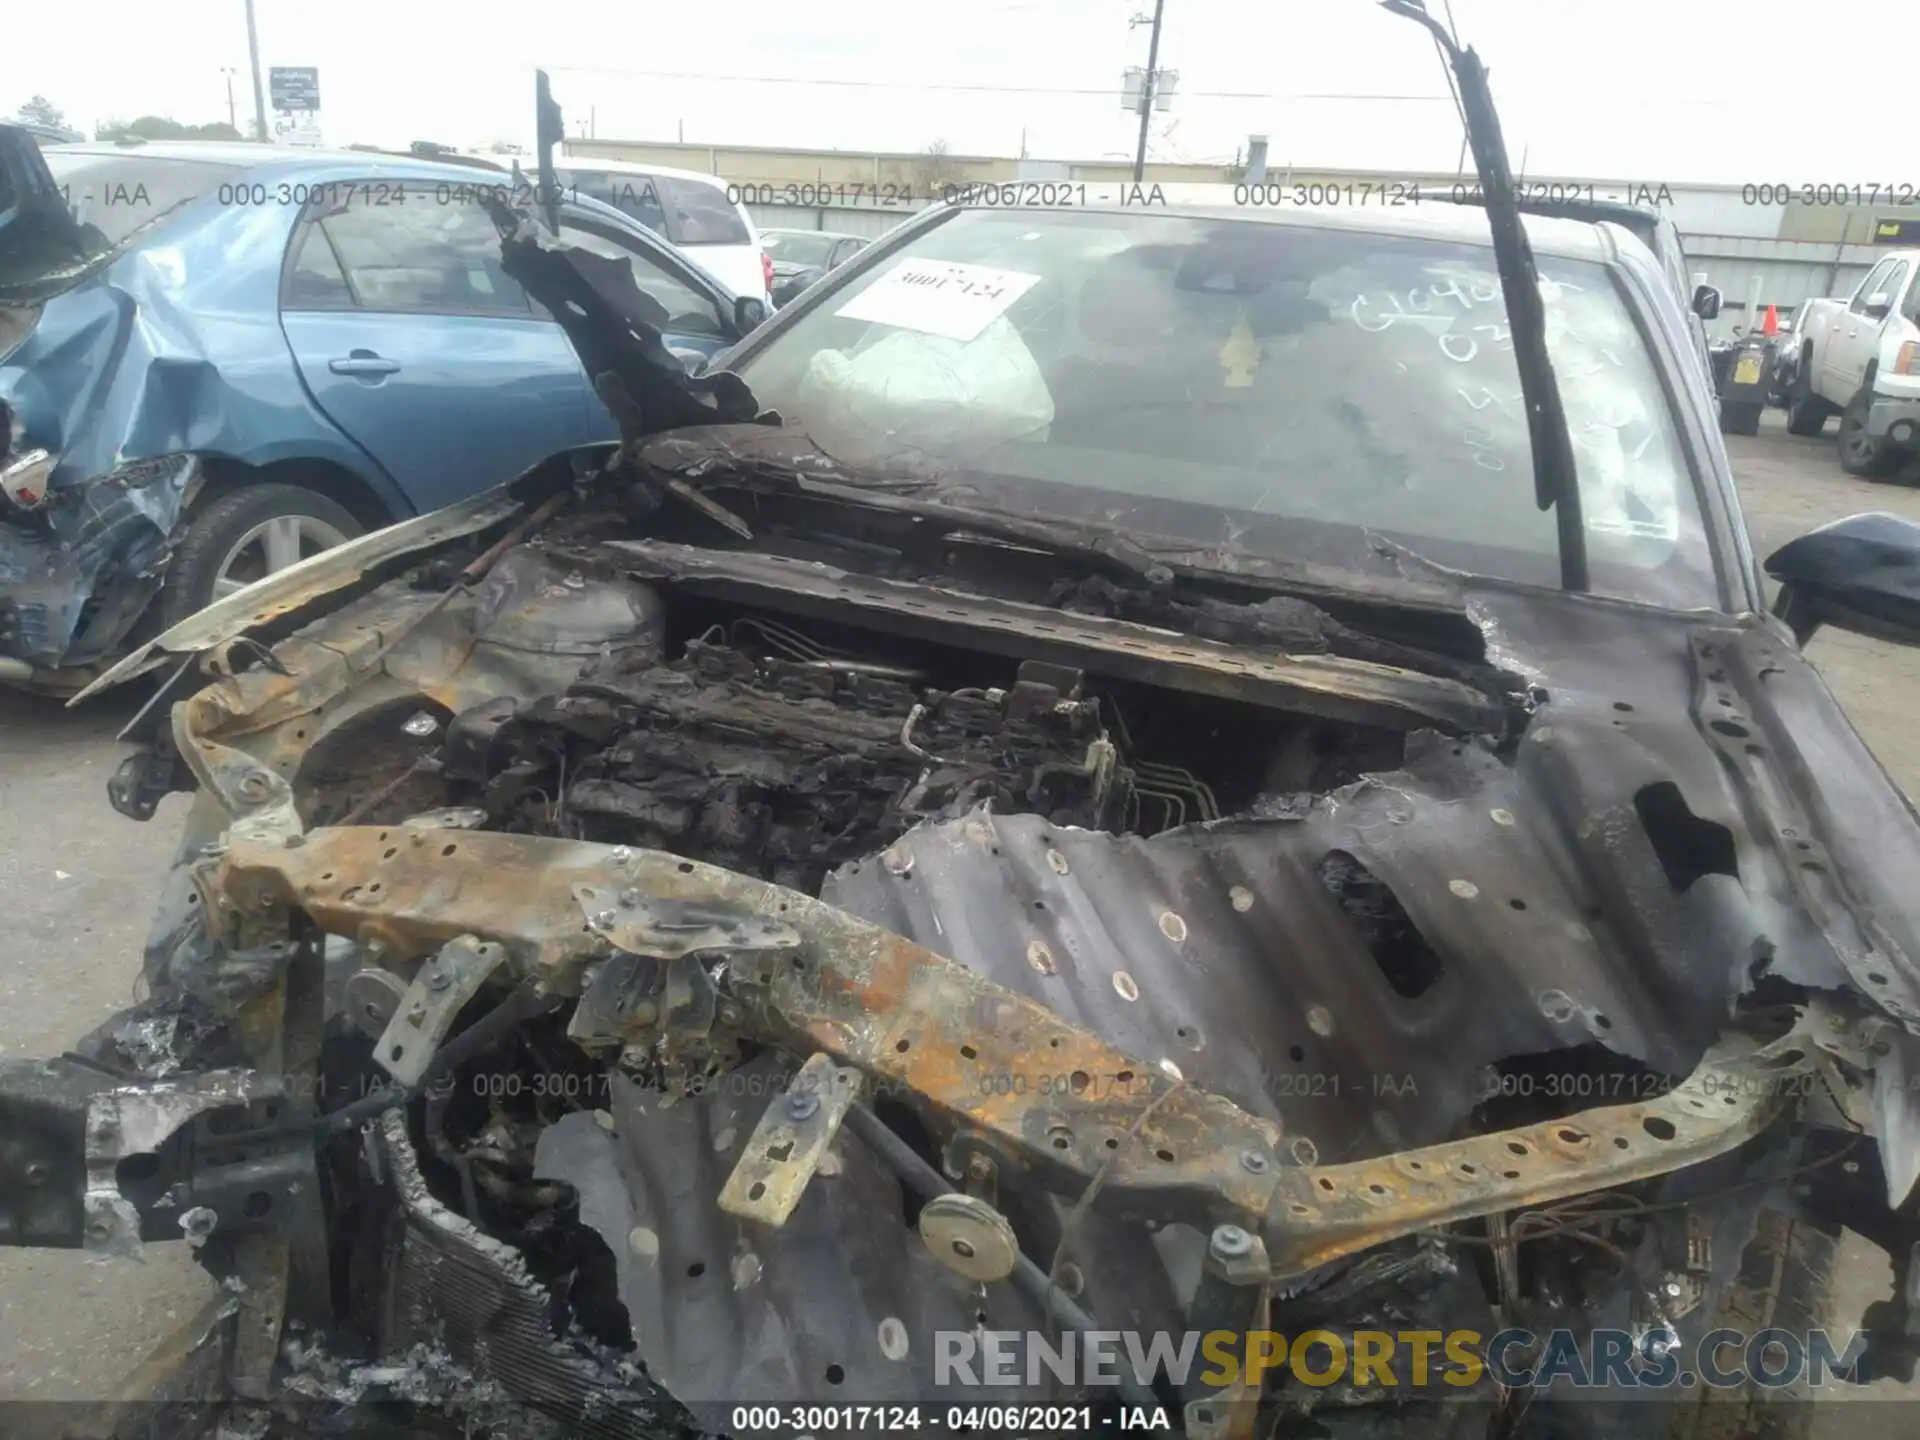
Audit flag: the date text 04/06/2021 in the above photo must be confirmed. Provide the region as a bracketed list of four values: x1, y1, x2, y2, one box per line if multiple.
[724, 1403, 1176, 1435]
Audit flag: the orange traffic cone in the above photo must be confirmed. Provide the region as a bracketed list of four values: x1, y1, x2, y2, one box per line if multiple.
[1762, 304, 1780, 337]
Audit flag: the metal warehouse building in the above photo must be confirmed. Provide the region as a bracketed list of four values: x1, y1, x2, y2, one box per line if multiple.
[562, 138, 1920, 332]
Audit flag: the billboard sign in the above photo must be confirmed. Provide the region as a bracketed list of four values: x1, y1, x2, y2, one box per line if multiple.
[268, 67, 320, 113]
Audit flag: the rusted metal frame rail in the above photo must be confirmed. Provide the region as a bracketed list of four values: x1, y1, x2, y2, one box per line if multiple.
[211, 827, 1821, 1275]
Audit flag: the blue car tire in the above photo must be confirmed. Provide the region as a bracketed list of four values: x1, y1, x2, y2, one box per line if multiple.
[157, 483, 364, 631]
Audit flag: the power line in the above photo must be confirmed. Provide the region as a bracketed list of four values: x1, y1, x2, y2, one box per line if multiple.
[543, 64, 1459, 103]
[543, 65, 1755, 109]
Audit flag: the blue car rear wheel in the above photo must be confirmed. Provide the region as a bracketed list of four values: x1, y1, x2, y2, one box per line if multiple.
[158, 483, 362, 630]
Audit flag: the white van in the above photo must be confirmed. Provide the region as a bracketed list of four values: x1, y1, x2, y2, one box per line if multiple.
[549, 155, 772, 305]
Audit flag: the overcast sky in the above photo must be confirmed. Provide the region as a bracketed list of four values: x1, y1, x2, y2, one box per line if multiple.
[10, 0, 1914, 183]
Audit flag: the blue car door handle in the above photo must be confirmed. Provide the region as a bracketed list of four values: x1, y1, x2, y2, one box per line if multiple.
[328, 349, 401, 378]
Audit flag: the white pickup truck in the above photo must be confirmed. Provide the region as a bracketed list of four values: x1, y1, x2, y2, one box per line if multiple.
[1788, 249, 1920, 475]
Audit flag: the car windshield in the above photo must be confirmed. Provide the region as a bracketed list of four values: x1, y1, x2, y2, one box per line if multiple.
[558, 168, 749, 247]
[42, 151, 244, 250]
[732, 207, 1718, 608]
[766, 232, 841, 266]
[654, 176, 750, 246]
[556, 167, 670, 237]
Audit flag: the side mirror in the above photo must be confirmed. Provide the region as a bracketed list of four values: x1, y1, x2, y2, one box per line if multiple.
[1766, 513, 1920, 646]
[1692, 284, 1722, 320]
[733, 295, 769, 333]
[1863, 293, 1892, 320]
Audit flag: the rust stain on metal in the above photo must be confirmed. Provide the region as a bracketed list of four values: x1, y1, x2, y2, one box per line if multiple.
[1261, 1016, 1820, 1274]
[209, 828, 1832, 1264]
[214, 827, 1284, 1225]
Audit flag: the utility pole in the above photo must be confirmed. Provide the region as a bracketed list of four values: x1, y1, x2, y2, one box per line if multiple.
[243, 0, 269, 141]
[222, 67, 237, 131]
[1131, 0, 1166, 183]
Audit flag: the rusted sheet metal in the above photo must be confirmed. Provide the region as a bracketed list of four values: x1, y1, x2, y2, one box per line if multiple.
[1260, 1011, 1824, 1276]
[716, 1052, 862, 1226]
[374, 937, 510, 1086]
[1686, 627, 1920, 1021]
[217, 829, 1284, 1212]
[599, 538, 1504, 734]
[216, 827, 616, 973]
[84, 1069, 284, 1262]
[214, 827, 1836, 1258]
[70, 487, 526, 704]
[216, 826, 1286, 1226]
[743, 901, 1285, 1222]
[183, 585, 456, 738]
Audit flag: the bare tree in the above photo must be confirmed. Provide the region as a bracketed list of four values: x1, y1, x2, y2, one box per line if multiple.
[909, 138, 959, 198]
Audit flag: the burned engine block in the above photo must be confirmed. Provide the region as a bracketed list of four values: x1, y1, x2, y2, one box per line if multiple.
[443, 640, 1125, 891]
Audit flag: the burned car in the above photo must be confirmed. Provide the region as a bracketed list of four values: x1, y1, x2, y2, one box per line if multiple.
[13, 25, 1920, 1440]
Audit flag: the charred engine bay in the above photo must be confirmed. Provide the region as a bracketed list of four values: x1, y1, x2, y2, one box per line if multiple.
[326, 480, 1497, 890]
[371, 482, 1506, 893]
[424, 599, 1410, 893]
[243, 499, 1798, 1436]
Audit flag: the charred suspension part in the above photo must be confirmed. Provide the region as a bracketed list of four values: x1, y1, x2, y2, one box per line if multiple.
[205, 827, 1846, 1277]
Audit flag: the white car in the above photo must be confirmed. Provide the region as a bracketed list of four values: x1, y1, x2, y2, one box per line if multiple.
[548, 155, 773, 307]
[1787, 249, 1920, 475]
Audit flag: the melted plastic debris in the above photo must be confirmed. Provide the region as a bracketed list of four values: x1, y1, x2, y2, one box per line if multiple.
[1464, 594, 1549, 695]
[1246, 791, 1314, 821]
[212, 1407, 272, 1440]
[114, 1013, 184, 1077]
[280, 1334, 573, 1436]
[179, 1205, 218, 1250]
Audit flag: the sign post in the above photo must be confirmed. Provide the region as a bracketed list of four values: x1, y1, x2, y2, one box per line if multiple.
[267, 66, 322, 147]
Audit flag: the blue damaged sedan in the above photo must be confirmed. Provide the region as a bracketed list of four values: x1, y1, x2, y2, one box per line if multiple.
[0, 130, 766, 690]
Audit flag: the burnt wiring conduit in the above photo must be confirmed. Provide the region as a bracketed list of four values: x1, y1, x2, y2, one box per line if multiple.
[843, 1104, 1161, 1412]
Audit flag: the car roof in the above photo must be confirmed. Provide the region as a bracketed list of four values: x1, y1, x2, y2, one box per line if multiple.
[931, 192, 1621, 264]
[12, 120, 86, 143]
[39, 140, 532, 186]
[549, 155, 737, 192]
[48, 139, 388, 165]
[38, 141, 704, 260]
[765, 228, 864, 241]
[1429, 191, 1669, 251]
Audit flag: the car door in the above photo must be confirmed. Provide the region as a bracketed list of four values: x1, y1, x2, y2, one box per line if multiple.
[551, 211, 741, 441]
[278, 184, 591, 515]
[1870, 259, 1914, 379]
[1832, 258, 1898, 400]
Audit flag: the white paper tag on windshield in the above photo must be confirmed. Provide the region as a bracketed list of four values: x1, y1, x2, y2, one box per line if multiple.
[834, 260, 1041, 343]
